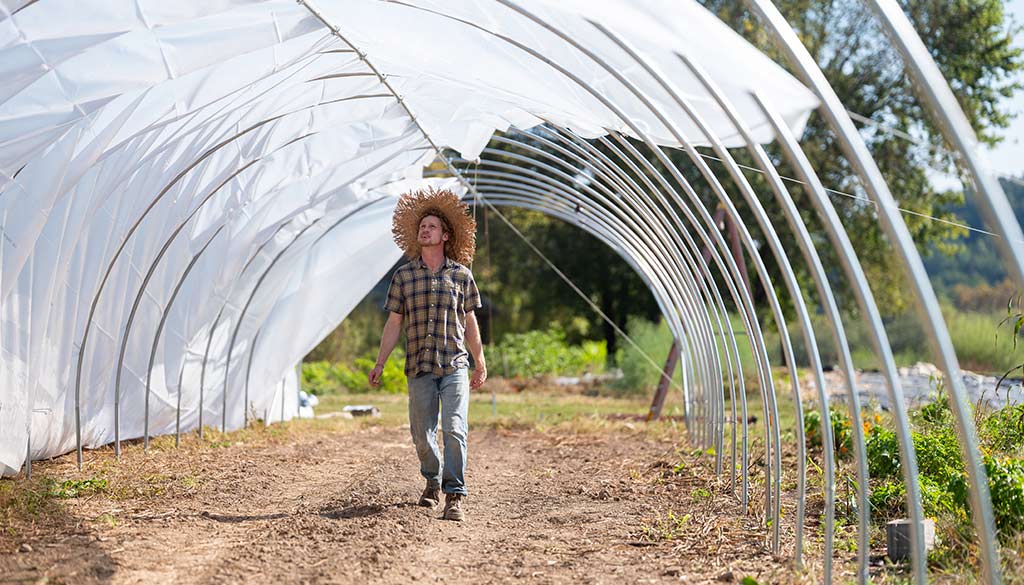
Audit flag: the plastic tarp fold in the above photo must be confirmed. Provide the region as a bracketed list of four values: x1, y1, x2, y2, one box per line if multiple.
[0, 0, 817, 475]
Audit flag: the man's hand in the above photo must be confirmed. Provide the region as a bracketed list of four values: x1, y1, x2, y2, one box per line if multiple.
[368, 364, 384, 387]
[470, 364, 487, 390]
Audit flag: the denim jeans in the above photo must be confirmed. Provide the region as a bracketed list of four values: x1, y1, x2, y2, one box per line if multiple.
[407, 369, 469, 496]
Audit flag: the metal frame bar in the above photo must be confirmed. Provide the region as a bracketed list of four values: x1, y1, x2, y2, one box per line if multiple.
[866, 0, 1024, 291]
[746, 0, 1000, 580]
[752, 91, 928, 584]
[144, 225, 226, 450]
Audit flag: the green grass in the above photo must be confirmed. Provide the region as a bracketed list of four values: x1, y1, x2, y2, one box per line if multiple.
[313, 389, 656, 432]
[719, 306, 1022, 376]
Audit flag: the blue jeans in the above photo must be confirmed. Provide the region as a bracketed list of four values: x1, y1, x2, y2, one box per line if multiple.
[407, 369, 469, 496]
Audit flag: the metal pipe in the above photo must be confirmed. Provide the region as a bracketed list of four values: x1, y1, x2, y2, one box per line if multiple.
[144, 226, 225, 450]
[120, 160, 260, 454]
[354, 2, 770, 494]
[452, 166, 711, 410]
[866, 0, 1024, 291]
[753, 91, 928, 585]
[71, 81, 393, 466]
[595, 23, 840, 567]
[306, 0, 777, 537]
[473, 140, 720, 432]
[746, 0, 1000, 579]
[500, 125, 741, 469]
[219, 197, 390, 430]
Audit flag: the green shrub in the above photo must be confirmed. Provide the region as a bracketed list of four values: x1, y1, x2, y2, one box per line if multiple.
[869, 473, 964, 521]
[983, 456, 1024, 536]
[981, 404, 1024, 454]
[869, 479, 905, 520]
[865, 424, 901, 479]
[495, 329, 605, 378]
[301, 354, 406, 395]
[859, 397, 1024, 549]
[301, 360, 343, 395]
[334, 357, 407, 394]
[614, 319, 676, 394]
[913, 429, 963, 484]
[803, 407, 854, 459]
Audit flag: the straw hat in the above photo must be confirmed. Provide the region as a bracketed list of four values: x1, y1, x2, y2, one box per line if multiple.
[392, 186, 477, 265]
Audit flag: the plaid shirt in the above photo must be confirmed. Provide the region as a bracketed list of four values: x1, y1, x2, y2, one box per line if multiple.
[384, 256, 482, 377]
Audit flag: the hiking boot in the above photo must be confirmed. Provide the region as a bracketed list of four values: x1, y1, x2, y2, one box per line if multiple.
[443, 493, 465, 521]
[419, 484, 440, 507]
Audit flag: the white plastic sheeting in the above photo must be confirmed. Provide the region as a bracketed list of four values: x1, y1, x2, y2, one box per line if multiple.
[0, 0, 817, 475]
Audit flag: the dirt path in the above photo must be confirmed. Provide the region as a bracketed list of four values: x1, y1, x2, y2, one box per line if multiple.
[2, 423, 802, 584]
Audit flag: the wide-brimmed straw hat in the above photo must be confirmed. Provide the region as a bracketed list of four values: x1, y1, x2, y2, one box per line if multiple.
[392, 186, 477, 265]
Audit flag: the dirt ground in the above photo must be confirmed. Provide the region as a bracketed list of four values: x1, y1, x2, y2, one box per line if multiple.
[1, 420, 813, 584]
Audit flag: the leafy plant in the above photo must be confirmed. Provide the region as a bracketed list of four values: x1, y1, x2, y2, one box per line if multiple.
[803, 408, 854, 459]
[981, 404, 1024, 454]
[495, 328, 605, 378]
[335, 357, 407, 394]
[982, 456, 1024, 536]
[301, 354, 407, 395]
[613, 319, 677, 395]
[865, 424, 900, 480]
[49, 478, 108, 499]
[301, 360, 343, 395]
[637, 508, 692, 541]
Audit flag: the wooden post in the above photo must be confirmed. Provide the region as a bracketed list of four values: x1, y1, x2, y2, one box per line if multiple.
[647, 341, 679, 421]
[647, 204, 748, 422]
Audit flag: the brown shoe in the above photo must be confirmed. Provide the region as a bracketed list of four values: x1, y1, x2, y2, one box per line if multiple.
[419, 484, 440, 507]
[443, 493, 465, 521]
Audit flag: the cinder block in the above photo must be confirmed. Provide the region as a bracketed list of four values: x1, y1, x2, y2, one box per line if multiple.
[886, 518, 936, 561]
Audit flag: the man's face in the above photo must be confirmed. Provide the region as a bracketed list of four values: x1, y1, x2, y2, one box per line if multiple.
[418, 215, 448, 248]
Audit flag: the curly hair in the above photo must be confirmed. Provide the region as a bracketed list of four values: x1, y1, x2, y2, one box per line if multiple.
[391, 187, 476, 264]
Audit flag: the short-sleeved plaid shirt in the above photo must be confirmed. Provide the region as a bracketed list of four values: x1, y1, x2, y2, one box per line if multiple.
[384, 256, 482, 377]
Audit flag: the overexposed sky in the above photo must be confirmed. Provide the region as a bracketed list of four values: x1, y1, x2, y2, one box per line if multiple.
[986, 0, 1024, 177]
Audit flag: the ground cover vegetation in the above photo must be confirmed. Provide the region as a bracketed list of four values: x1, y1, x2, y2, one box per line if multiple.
[803, 381, 1024, 579]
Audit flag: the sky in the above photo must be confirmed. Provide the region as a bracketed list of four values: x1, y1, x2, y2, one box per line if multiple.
[986, 0, 1024, 177]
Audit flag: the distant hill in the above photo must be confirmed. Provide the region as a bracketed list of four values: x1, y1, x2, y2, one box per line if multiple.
[924, 177, 1024, 302]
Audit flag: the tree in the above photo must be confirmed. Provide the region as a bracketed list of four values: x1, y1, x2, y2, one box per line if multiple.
[693, 0, 1023, 317]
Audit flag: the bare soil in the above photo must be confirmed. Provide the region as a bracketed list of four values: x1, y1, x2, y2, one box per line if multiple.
[1, 422, 805, 584]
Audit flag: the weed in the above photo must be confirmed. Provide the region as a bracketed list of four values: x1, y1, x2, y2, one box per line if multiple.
[49, 478, 107, 498]
[638, 509, 692, 541]
[94, 512, 118, 528]
[982, 404, 1024, 454]
[0, 478, 62, 520]
[803, 408, 854, 458]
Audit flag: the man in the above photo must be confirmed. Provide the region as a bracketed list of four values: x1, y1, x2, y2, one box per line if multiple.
[368, 187, 487, 522]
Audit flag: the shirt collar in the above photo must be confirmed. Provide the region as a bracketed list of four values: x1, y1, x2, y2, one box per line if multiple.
[414, 256, 453, 270]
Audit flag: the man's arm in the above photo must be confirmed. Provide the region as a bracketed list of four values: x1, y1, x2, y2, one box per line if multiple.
[465, 311, 487, 390]
[369, 311, 403, 386]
